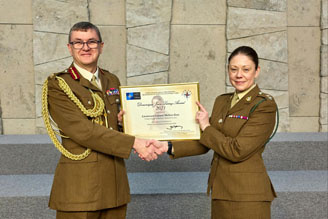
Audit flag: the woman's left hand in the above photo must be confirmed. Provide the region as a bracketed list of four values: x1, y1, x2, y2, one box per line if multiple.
[196, 101, 210, 131]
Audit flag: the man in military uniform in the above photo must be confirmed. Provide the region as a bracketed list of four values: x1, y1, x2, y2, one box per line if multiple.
[42, 21, 163, 219]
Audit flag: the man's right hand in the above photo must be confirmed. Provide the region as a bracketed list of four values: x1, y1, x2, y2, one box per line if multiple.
[133, 138, 160, 161]
[148, 140, 169, 154]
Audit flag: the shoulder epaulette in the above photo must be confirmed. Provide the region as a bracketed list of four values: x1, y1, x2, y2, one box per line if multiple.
[258, 91, 273, 101]
[48, 71, 64, 80]
[68, 66, 80, 80]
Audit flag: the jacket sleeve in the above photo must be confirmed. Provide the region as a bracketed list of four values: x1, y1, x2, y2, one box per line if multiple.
[199, 98, 277, 163]
[47, 77, 135, 159]
[171, 140, 210, 159]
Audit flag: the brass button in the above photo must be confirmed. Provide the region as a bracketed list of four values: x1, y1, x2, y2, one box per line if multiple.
[218, 119, 223, 123]
[109, 127, 113, 130]
[88, 100, 92, 105]
[116, 99, 120, 103]
[107, 110, 110, 114]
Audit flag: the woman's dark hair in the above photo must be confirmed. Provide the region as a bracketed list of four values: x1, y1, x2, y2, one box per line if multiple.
[228, 46, 259, 69]
[68, 21, 102, 43]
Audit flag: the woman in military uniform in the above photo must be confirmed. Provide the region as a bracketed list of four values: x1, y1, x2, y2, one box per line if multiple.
[154, 46, 278, 219]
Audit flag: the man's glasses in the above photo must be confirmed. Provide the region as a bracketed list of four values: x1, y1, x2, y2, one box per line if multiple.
[69, 40, 101, 50]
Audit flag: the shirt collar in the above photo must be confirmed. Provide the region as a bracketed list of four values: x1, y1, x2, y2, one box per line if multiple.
[73, 63, 99, 81]
[234, 84, 257, 100]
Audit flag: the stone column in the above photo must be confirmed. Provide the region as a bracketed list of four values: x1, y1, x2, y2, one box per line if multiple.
[0, 0, 35, 134]
[170, 0, 226, 111]
[227, 0, 289, 131]
[320, 0, 328, 132]
[287, 0, 321, 132]
[126, 0, 172, 86]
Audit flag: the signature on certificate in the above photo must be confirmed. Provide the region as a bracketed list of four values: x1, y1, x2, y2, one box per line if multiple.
[167, 125, 183, 130]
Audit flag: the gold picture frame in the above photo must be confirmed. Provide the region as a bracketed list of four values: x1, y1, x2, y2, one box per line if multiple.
[120, 83, 200, 140]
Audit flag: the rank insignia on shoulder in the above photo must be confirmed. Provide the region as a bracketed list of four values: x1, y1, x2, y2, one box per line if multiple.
[68, 66, 80, 80]
[266, 94, 273, 100]
[106, 88, 119, 96]
[228, 114, 248, 120]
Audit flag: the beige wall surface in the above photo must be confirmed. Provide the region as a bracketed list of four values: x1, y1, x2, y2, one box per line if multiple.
[0, 0, 35, 134]
[287, 0, 322, 132]
[0, 0, 326, 134]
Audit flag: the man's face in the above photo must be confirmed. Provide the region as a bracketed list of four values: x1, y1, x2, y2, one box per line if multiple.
[67, 29, 103, 69]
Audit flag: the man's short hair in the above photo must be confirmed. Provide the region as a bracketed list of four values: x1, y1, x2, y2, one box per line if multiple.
[68, 21, 102, 43]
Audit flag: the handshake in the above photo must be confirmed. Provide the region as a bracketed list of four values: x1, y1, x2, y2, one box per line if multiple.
[118, 110, 170, 162]
[132, 138, 169, 161]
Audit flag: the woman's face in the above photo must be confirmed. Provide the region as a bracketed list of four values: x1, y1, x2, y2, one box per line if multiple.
[228, 54, 260, 92]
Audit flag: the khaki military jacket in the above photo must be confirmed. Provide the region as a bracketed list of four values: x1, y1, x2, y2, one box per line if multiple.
[172, 85, 277, 201]
[47, 64, 135, 211]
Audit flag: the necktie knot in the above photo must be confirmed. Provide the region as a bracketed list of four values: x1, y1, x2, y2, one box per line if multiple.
[91, 75, 99, 89]
[231, 94, 239, 108]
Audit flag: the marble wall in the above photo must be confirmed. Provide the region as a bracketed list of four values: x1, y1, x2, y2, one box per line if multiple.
[0, 0, 326, 134]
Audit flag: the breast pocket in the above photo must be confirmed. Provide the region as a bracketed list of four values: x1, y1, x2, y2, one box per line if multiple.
[107, 95, 120, 105]
[104, 95, 120, 126]
[106, 95, 120, 111]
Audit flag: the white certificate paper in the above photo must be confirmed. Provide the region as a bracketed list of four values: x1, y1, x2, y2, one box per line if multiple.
[120, 83, 200, 140]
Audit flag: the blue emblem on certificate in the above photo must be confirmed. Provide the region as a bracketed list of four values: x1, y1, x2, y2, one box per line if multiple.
[126, 92, 141, 100]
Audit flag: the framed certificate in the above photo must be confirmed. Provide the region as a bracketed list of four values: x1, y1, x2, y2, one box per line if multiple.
[120, 83, 200, 140]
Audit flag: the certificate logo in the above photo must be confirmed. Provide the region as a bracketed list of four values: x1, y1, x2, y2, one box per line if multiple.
[182, 90, 192, 99]
[126, 92, 141, 100]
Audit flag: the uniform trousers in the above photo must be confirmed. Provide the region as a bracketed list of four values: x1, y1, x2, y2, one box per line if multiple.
[211, 200, 271, 219]
[56, 204, 127, 219]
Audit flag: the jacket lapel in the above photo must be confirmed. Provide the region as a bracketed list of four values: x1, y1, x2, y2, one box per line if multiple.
[99, 68, 109, 93]
[228, 85, 260, 114]
[212, 94, 232, 126]
[79, 76, 99, 91]
[221, 95, 232, 120]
